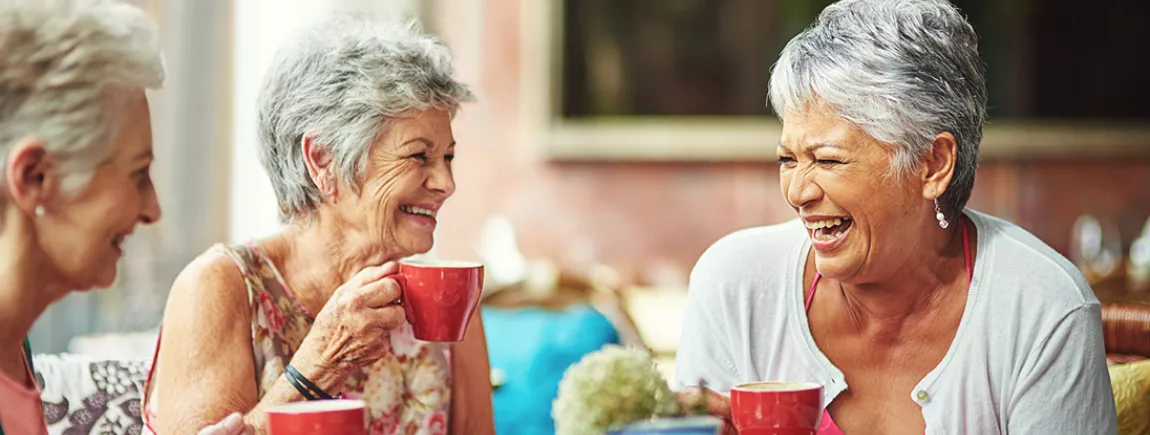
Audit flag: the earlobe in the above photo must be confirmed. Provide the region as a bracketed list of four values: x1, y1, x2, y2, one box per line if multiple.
[5, 136, 50, 214]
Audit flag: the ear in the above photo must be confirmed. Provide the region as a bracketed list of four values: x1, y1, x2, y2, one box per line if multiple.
[920, 132, 957, 200]
[5, 136, 53, 215]
[300, 133, 337, 198]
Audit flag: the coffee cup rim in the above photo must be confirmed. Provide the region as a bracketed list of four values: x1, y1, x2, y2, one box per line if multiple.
[731, 381, 823, 393]
[266, 399, 366, 414]
[399, 259, 483, 269]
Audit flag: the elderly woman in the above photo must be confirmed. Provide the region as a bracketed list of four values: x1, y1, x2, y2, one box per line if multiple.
[675, 0, 1117, 434]
[0, 1, 165, 433]
[143, 13, 492, 435]
[0, 2, 250, 434]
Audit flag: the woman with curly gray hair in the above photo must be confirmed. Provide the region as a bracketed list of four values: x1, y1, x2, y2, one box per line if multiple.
[143, 13, 493, 435]
[675, 0, 1117, 434]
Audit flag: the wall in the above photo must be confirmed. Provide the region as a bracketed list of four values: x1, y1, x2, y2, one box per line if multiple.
[430, 0, 1150, 287]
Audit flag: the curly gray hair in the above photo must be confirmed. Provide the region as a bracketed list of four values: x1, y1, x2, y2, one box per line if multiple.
[0, 0, 165, 193]
[768, 0, 987, 216]
[256, 14, 476, 222]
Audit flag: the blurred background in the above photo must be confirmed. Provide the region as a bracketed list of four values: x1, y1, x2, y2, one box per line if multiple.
[29, 0, 1150, 433]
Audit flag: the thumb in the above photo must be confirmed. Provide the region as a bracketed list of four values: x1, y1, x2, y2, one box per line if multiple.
[199, 413, 243, 435]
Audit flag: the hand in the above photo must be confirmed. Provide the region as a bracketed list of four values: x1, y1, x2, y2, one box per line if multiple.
[292, 262, 407, 388]
[677, 386, 736, 435]
[197, 413, 253, 435]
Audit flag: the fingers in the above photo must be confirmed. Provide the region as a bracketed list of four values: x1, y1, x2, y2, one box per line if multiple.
[350, 262, 400, 286]
[369, 304, 407, 330]
[353, 278, 403, 309]
[677, 386, 731, 419]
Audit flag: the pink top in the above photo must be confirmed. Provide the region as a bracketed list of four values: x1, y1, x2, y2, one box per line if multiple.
[804, 217, 972, 435]
[0, 346, 47, 435]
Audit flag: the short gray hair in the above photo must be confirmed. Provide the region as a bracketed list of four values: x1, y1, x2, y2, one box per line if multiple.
[0, 0, 165, 193]
[768, 0, 987, 216]
[257, 14, 475, 222]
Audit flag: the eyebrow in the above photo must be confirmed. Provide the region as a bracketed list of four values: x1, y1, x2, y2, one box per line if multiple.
[778, 142, 842, 152]
[402, 138, 457, 149]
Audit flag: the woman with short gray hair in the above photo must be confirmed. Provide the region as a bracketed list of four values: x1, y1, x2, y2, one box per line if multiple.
[675, 0, 1116, 434]
[143, 13, 493, 435]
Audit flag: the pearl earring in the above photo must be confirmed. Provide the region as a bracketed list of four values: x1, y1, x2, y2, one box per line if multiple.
[934, 199, 948, 229]
[35, 205, 45, 217]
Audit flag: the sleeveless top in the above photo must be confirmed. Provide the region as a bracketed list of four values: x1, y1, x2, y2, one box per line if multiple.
[143, 243, 453, 435]
[0, 339, 47, 435]
[805, 217, 972, 435]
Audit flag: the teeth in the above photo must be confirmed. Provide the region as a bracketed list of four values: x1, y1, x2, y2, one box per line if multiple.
[803, 218, 848, 230]
[401, 205, 436, 218]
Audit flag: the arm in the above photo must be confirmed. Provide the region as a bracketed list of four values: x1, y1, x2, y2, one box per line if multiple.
[151, 254, 398, 434]
[1007, 304, 1117, 435]
[673, 256, 741, 393]
[449, 306, 495, 435]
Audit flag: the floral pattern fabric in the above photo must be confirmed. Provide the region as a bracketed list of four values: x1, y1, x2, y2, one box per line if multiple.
[222, 243, 453, 435]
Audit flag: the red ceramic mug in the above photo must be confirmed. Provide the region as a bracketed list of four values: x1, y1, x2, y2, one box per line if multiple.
[730, 382, 824, 435]
[388, 259, 484, 342]
[267, 399, 366, 435]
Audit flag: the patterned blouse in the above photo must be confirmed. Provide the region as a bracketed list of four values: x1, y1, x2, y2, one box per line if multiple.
[144, 243, 453, 435]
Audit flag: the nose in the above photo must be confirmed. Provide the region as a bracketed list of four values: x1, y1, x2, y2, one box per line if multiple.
[426, 158, 456, 198]
[784, 165, 823, 210]
[140, 186, 162, 225]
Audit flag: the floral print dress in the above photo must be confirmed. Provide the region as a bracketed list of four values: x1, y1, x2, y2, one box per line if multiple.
[144, 243, 453, 435]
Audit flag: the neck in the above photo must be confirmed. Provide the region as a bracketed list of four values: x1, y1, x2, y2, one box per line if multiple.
[832, 215, 972, 324]
[0, 209, 70, 352]
[264, 214, 406, 314]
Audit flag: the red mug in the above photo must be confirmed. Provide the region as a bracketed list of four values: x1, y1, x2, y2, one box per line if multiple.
[267, 399, 366, 435]
[730, 382, 824, 435]
[388, 259, 483, 342]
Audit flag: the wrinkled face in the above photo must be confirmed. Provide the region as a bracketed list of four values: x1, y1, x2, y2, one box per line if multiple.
[39, 91, 161, 290]
[336, 108, 457, 258]
[777, 105, 930, 283]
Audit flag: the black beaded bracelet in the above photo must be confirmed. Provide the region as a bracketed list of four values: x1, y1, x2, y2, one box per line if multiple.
[284, 364, 335, 400]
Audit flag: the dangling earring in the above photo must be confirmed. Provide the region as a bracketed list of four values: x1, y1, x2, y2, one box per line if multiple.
[35, 205, 45, 217]
[934, 199, 948, 229]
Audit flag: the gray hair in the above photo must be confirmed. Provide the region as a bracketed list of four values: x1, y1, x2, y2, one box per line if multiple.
[0, 0, 165, 193]
[768, 0, 987, 216]
[257, 14, 475, 222]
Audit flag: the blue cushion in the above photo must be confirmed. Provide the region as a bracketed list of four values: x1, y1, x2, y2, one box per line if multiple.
[483, 304, 621, 435]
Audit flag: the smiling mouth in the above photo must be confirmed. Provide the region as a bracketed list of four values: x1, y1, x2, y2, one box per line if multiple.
[400, 205, 437, 220]
[804, 217, 853, 242]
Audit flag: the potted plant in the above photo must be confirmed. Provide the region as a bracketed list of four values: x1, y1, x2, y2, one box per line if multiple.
[553, 345, 722, 434]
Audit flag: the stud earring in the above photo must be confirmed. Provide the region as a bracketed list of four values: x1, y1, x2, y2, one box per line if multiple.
[934, 199, 948, 229]
[35, 205, 45, 217]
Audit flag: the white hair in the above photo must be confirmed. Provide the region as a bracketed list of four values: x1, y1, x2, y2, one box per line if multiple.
[0, 0, 165, 193]
[256, 13, 475, 222]
[768, 0, 987, 216]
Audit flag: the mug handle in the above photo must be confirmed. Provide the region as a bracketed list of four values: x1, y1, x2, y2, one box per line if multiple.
[384, 273, 415, 324]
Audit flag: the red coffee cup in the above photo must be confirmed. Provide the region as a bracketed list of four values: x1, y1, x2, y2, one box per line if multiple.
[267, 399, 366, 435]
[388, 259, 483, 342]
[730, 382, 824, 435]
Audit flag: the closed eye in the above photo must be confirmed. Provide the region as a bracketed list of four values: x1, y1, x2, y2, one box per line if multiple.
[410, 152, 428, 162]
[817, 159, 842, 166]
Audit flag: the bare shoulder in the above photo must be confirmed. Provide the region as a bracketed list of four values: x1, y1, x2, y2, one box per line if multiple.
[162, 247, 251, 336]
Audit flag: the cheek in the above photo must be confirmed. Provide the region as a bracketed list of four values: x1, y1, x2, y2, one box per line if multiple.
[363, 163, 417, 217]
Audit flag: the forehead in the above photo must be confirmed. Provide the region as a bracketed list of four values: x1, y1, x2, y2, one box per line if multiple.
[106, 91, 153, 162]
[384, 108, 454, 147]
[778, 105, 881, 153]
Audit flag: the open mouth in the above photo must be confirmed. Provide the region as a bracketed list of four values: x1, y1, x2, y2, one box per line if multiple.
[804, 217, 853, 242]
[111, 234, 128, 252]
[400, 205, 438, 220]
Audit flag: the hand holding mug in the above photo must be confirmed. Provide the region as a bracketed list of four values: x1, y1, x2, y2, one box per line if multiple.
[294, 263, 407, 384]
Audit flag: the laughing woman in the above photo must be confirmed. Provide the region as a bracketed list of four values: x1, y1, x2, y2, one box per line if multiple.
[674, 0, 1117, 434]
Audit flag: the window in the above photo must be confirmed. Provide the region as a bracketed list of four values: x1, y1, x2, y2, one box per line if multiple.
[525, 0, 1150, 160]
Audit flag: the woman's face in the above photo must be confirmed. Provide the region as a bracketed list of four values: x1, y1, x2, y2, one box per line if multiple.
[39, 91, 161, 290]
[777, 105, 934, 284]
[338, 108, 457, 258]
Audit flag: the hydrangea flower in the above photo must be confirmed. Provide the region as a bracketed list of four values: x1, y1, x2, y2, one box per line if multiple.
[552, 345, 682, 435]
